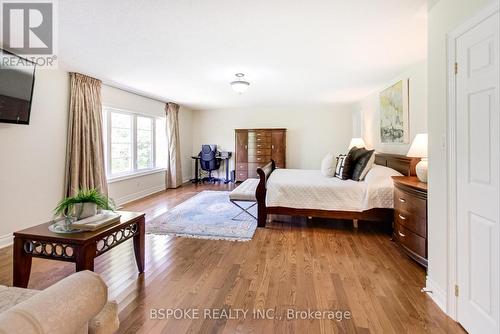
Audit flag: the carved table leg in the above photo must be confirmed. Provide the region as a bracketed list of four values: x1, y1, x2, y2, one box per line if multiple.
[133, 216, 145, 273]
[75, 243, 96, 272]
[13, 237, 32, 288]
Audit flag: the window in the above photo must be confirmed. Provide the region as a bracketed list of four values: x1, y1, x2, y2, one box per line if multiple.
[103, 107, 167, 180]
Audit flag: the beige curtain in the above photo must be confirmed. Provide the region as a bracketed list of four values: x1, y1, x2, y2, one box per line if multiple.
[165, 102, 183, 188]
[64, 73, 108, 197]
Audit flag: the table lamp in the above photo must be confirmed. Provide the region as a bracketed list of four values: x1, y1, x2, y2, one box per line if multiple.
[407, 133, 428, 182]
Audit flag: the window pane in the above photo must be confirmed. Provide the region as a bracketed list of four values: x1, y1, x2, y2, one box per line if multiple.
[137, 116, 152, 131]
[156, 118, 167, 169]
[136, 116, 153, 169]
[110, 112, 132, 174]
[111, 112, 131, 128]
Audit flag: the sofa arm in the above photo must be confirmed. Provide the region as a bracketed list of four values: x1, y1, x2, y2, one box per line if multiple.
[0, 271, 108, 334]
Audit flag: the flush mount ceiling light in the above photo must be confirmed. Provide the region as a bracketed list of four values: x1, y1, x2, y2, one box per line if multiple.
[230, 73, 250, 94]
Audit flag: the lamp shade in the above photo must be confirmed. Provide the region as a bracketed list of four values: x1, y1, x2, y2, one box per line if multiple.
[348, 138, 366, 149]
[230, 73, 250, 93]
[407, 133, 428, 158]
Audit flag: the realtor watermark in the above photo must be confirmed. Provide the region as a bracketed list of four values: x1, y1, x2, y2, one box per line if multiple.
[1, 0, 58, 67]
[150, 308, 352, 322]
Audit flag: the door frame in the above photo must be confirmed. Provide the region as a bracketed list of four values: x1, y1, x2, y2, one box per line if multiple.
[446, 0, 500, 321]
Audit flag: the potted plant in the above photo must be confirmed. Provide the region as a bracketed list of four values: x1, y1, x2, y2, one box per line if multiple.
[54, 189, 115, 220]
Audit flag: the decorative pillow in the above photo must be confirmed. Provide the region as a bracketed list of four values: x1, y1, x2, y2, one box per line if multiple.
[351, 149, 375, 181]
[321, 153, 336, 177]
[334, 154, 347, 179]
[341, 147, 363, 180]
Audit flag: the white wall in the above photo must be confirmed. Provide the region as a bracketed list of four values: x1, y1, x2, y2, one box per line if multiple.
[0, 69, 70, 246]
[352, 60, 428, 154]
[191, 106, 353, 177]
[426, 0, 493, 313]
[102, 85, 193, 205]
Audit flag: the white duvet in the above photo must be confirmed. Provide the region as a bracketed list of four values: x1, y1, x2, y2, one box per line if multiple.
[265, 165, 402, 212]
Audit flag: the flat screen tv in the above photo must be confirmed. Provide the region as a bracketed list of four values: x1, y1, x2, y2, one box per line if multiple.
[0, 49, 36, 125]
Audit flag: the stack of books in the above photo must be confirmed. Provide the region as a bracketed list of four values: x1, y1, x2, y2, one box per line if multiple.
[71, 211, 121, 231]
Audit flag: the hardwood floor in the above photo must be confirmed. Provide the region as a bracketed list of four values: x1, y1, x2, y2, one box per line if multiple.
[0, 183, 464, 333]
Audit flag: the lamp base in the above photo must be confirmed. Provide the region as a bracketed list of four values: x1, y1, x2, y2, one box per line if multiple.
[416, 158, 428, 183]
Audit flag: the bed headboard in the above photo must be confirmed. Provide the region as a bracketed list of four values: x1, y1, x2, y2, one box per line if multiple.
[374, 153, 419, 177]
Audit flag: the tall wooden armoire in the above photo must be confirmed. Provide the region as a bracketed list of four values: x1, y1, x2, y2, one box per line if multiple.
[234, 128, 286, 181]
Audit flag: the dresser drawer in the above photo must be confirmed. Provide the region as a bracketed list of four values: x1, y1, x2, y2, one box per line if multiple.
[236, 163, 247, 171]
[394, 210, 427, 238]
[248, 142, 272, 149]
[248, 148, 271, 156]
[248, 155, 271, 163]
[236, 171, 248, 181]
[394, 188, 427, 218]
[249, 137, 271, 145]
[394, 223, 426, 259]
[254, 131, 271, 138]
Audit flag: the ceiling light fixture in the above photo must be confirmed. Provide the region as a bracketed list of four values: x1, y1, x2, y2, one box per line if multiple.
[230, 73, 250, 94]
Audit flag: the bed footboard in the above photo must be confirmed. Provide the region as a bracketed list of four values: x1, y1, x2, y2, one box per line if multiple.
[256, 160, 276, 227]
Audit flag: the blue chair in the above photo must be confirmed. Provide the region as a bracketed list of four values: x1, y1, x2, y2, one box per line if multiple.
[199, 145, 221, 183]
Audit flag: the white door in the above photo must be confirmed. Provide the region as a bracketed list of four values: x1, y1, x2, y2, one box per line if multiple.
[455, 6, 500, 334]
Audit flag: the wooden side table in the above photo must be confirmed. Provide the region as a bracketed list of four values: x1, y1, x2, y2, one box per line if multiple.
[392, 176, 428, 267]
[13, 211, 145, 288]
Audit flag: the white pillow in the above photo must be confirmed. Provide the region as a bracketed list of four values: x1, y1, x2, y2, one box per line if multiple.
[321, 153, 336, 177]
[364, 165, 403, 184]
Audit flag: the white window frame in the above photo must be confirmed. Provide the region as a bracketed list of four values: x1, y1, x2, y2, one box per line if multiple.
[103, 106, 165, 182]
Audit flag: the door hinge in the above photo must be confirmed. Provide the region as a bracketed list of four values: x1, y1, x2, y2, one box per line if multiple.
[454, 62, 458, 75]
[455, 284, 459, 297]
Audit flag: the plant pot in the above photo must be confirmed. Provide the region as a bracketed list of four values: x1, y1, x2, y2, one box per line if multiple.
[74, 202, 97, 220]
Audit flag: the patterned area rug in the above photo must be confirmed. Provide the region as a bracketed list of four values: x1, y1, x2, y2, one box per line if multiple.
[146, 191, 258, 241]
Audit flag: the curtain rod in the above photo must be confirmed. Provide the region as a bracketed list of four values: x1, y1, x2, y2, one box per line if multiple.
[101, 80, 173, 105]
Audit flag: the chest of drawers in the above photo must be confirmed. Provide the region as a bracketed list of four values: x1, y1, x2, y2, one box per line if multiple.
[392, 176, 428, 267]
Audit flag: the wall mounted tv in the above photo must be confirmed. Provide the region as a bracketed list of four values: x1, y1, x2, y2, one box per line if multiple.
[0, 49, 36, 125]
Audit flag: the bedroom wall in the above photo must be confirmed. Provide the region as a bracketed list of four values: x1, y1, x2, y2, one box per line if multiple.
[102, 85, 193, 205]
[190, 106, 353, 177]
[352, 60, 428, 155]
[0, 69, 70, 247]
[426, 0, 493, 313]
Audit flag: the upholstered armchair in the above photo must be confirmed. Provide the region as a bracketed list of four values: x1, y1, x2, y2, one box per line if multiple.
[0, 270, 119, 334]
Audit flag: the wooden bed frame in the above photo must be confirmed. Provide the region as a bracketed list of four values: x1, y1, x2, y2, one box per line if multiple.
[255, 153, 419, 227]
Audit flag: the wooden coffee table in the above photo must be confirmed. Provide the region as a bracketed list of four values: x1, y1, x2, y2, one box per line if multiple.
[13, 211, 145, 288]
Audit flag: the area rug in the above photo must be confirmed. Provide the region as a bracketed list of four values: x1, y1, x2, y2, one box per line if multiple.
[146, 191, 257, 241]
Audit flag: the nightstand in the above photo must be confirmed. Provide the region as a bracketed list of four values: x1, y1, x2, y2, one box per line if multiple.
[392, 176, 428, 267]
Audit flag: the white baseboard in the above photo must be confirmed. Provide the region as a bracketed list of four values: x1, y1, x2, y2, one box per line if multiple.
[425, 276, 447, 313]
[0, 233, 13, 249]
[115, 185, 166, 207]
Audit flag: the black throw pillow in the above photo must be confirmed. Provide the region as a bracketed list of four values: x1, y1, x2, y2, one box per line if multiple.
[351, 148, 375, 181]
[341, 147, 363, 180]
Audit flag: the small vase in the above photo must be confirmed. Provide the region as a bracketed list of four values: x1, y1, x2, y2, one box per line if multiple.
[74, 203, 97, 220]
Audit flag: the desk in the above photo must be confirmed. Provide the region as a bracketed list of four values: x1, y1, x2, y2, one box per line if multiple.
[191, 156, 231, 184]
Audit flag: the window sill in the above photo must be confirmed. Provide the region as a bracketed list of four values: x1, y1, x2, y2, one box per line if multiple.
[107, 168, 166, 184]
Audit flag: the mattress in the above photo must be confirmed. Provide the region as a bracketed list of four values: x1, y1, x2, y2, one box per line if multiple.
[265, 168, 398, 212]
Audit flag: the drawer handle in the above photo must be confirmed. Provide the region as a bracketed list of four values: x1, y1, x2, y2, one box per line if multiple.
[398, 230, 406, 238]
[398, 198, 406, 203]
[257, 138, 261, 141]
[398, 214, 407, 220]
[257, 151, 261, 154]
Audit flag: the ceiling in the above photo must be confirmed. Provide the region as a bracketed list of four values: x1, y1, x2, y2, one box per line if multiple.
[58, 0, 428, 110]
